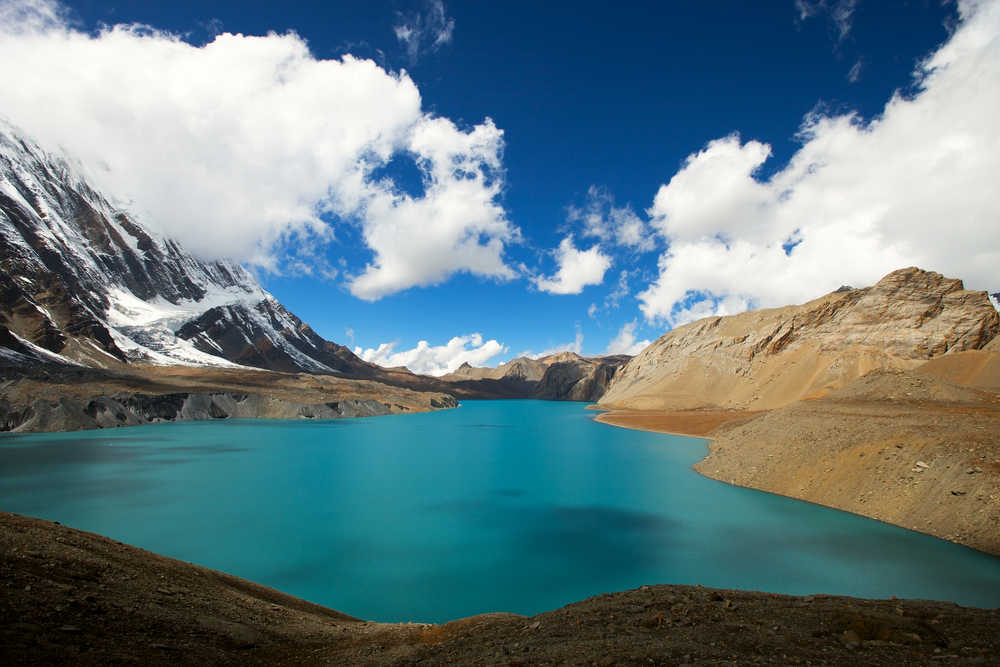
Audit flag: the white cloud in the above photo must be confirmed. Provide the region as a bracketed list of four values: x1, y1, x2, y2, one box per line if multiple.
[0, 0, 514, 297]
[570, 185, 655, 251]
[847, 58, 863, 83]
[588, 270, 632, 319]
[534, 235, 611, 295]
[348, 116, 518, 300]
[394, 0, 455, 65]
[524, 328, 584, 359]
[796, 0, 858, 41]
[640, 0, 1000, 325]
[354, 333, 505, 376]
[605, 320, 652, 356]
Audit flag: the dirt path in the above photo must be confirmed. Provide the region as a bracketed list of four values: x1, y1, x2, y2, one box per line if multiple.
[3, 511, 998, 665]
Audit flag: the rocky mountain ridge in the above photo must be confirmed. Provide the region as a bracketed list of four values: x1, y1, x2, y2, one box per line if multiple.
[0, 121, 379, 375]
[599, 268, 1000, 412]
[0, 122, 625, 420]
[442, 352, 630, 401]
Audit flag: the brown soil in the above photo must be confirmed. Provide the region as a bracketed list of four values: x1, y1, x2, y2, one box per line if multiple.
[4, 511, 998, 666]
[697, 388, 1000, 556]
[592, 408, 763, 437]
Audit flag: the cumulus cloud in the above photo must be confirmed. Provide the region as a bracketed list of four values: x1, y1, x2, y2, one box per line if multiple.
[534, 235, 611, 295]
[0, 0, 515, 297]
[605, 320, 652, 356]
[640, 0, 1000, 325]
[796, 0, 858, 41]
[348, 117, 518, 300]
[394, 0, 455, 65]
[570, 186, 655, 251]
[354, 333, 505, 376]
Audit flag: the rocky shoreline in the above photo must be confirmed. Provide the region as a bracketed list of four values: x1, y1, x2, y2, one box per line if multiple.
[0, 363, 457, 433]
[595, 368, 1000, 557]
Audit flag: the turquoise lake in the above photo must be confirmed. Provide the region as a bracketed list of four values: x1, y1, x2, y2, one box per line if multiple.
[1, 399, 998, 622]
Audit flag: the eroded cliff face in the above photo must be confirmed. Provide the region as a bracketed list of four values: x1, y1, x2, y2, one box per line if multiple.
[0, 363, 458, 433]
[441, 352, 630, 401]
[600, 268, 1000, 411]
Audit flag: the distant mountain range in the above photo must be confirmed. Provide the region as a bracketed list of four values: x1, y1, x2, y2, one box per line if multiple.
[5, 120, 996, 432]
[0, 122, 627, 407]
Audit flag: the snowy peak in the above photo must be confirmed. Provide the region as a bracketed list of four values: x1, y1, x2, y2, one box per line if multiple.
[0, 122, 363, 374]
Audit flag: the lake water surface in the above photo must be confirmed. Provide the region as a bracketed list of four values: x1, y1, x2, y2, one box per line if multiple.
[1, 399, 998, 622]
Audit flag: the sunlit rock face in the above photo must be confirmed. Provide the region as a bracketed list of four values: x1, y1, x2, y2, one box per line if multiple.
[600, 267, 1000, 411]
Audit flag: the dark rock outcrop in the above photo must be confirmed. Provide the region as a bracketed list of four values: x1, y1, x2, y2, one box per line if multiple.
[1, 387, 458, 433]
[441, 352, 630, 402]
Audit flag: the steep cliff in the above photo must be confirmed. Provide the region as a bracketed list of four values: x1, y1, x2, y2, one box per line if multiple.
[599, 268, 999, 411]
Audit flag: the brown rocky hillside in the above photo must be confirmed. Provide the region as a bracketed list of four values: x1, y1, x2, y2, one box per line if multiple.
[599, 268, 999, 412]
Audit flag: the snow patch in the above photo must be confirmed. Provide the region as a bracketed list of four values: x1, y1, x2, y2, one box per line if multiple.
[107, 326, 250, 369]
[6, 330, 82, 366]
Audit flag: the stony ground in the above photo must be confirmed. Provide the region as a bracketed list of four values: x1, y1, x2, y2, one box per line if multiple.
[3, 511, 999, 666]
[695, 372, 1000, 556]
[599, 369, 1000, 556]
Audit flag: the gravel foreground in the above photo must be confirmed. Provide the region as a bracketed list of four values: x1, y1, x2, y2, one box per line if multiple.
[2, 511, 998, 666]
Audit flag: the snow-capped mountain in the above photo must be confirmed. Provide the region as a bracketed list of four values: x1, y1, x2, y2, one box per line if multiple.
[0, 121, 367, 374]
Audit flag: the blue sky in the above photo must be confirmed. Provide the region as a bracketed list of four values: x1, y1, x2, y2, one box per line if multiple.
[2, 0, 998, 374]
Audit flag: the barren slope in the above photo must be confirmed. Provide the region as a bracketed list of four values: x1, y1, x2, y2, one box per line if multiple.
[693, 368, 1000, 555]
[599, 268, 999, 412]
[4, 511, 998, 666]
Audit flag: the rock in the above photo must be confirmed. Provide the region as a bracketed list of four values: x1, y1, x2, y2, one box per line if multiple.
[641, 613, 662, 628]
[599, 268, 999, 412]
[916, 461, 931, 469]
[841, 629, 861, 649]
[952, 490, 967, 496]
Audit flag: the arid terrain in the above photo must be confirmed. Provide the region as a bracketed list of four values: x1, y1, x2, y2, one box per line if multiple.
[599, 268, 998, 412]
[3, 511, 998, 666]
[596, 268, 1000, 556]
[598, 355, 1000, 556]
